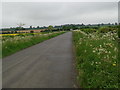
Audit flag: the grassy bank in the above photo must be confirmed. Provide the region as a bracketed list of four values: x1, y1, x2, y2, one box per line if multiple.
[2, 31, 65, 58]
[73, 30, 118, 88]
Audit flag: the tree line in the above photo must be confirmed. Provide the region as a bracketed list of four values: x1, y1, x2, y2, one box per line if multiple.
[1, 23, 119, 34]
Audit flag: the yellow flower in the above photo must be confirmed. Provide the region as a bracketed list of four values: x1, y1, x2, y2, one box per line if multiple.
[1, 34, 18, 36]
[113, 63, 116, 66]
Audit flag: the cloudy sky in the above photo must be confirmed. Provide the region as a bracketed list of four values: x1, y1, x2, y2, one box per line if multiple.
[2, 2, 118, 28]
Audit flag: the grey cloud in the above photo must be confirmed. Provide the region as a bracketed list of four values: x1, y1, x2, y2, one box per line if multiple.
[2, 2, 118, 28]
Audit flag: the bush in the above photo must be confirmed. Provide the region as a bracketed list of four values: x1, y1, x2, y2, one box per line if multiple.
[99, 27, 110, 33]
[30, 30, 34, 33]
[98, 27, 116, 33]
[81, 28, 97, 34]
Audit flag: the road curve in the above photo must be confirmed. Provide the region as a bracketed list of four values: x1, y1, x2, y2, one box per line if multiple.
[3, 32, 74, 88]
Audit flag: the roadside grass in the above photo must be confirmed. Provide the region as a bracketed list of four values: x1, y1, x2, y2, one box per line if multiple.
[73, 30, 118, 88]
[2, 31, 65, 58]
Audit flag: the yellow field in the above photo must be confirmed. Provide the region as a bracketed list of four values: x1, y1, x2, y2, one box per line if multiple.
[0, 33, 42, 36]
[0, 34, 19, 36]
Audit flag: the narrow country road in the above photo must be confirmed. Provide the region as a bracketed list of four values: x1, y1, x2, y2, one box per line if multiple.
[3, 32, 74, 88]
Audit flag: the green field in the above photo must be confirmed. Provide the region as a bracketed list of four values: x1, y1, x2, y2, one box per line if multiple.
[73, 28, 118, 88]
[1, 31, 65, 58]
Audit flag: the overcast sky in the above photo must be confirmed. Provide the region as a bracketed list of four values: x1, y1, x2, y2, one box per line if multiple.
[2, 2, 118, 28]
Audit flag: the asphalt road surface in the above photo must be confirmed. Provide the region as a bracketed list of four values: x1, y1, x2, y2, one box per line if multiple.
[3, 32, 75, 88]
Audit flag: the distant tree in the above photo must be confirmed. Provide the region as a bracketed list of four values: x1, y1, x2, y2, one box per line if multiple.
[30, 30, 34, 33]
[108, 23, 111, 25]
[15, 31, 17, 33]
[17, 23, 25, 28]
[48, 25, 54, 32]
[30, 25, 32, 29]
[62, 25, 68, 31]
[98, 24, 100, 27]
[115, 22, 118, 25]
[101, 23, 104, 26]
[88, 24, 91, 26]
[81, 23, 85, 26]
[10, 27, 13, 29]
[37, 26, 40, 28]
[16, 23, 25, 33]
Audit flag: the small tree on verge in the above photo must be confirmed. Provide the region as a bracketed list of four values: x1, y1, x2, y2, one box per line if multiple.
[16, 23, 25, 33]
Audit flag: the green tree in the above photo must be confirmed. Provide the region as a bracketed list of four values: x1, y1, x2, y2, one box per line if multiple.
[17, 23, 25, 33]
[48, 25, 54, 32]
[37, 26, 40, 28]
[17, 23, 25, 29]
[30, 25, 32, 29]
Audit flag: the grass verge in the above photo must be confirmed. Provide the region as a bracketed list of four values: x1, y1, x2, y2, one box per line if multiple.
[2, 31, 66, 58]
[73, 30, 118, 88]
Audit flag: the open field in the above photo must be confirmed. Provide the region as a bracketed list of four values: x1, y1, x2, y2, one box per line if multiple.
[73, 28, 118, 88]
[1, 31, 65, 58]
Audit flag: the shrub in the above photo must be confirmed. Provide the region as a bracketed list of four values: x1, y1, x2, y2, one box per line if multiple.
[30, 30, 34, 33]
[99, 27, 110, 33]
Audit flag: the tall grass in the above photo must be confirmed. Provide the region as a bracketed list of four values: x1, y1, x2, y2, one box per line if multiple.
[73, 30, 118, 88]
[2, 32, 65, 58]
